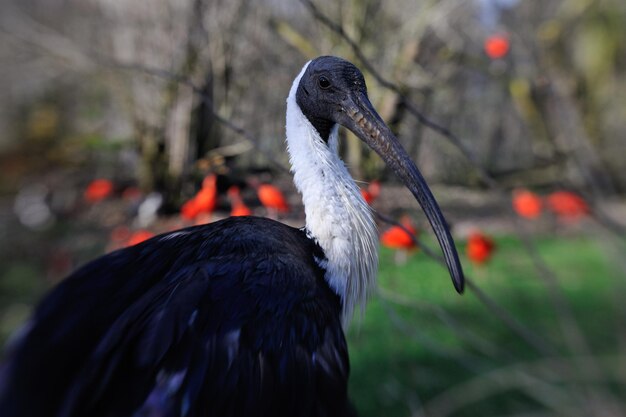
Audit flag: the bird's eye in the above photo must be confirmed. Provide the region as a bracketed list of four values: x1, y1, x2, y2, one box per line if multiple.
[318, 76, 331, 89]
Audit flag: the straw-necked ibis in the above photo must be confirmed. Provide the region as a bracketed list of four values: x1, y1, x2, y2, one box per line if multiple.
[0, 56, 464, 417]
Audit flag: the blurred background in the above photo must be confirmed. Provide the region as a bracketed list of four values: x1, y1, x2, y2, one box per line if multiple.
[1, 0, 626, 416]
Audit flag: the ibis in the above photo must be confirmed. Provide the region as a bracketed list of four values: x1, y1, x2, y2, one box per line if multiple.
[0, 56, 464, 417]
[257, 183, 290, 217]
[227, 185, 252, 217]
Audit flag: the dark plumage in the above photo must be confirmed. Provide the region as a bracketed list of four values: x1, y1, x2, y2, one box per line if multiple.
[0, 217, 354, 417]
[0, 56, 463, 417]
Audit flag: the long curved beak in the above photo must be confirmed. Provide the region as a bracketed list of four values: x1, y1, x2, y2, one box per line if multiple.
[337, 91, 465, 293]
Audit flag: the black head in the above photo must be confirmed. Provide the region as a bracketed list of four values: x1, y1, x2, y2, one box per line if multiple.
[292, 56, 465, 294]
[296, 56, 368, 141]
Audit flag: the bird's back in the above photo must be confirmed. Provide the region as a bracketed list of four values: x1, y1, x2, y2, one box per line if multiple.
[0, 217, 355, 417]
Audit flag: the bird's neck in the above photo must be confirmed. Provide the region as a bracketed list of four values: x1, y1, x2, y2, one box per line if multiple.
[285, 64, 378, 325]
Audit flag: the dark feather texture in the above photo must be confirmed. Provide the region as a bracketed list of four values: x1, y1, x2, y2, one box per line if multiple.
[0, 217, 355, 417]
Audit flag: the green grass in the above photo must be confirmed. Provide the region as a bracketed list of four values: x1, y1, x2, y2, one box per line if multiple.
[348, 234, 625, 417]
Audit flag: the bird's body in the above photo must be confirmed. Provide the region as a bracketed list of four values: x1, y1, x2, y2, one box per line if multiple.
[0, 218, 354, 417]
[0, 56, 464, 417]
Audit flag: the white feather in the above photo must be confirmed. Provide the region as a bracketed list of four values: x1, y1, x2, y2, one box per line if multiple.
[285, 62, 378, 326]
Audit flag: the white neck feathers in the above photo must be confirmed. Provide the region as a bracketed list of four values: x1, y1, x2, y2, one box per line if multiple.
[285, 62, 378, 325]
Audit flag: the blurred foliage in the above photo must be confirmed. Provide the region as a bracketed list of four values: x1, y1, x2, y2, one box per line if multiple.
[1, 0, 625, 193]
[350, 237, 622, 417]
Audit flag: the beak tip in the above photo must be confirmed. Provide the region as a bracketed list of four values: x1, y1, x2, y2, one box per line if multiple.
[454, 278, 465, 294]
[446, 258, 465, 294]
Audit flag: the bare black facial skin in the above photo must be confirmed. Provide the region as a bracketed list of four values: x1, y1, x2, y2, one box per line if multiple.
[296, 56, 367, 141]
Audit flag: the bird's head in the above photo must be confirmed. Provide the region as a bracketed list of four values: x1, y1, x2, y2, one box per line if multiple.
[295, 56, 465, 293]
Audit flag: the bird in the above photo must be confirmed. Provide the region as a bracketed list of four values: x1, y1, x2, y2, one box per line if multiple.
[380, 215, 418, 265]
[466, 231, 495, 265]
[227, 185, 252, 217]
[380, 215, 418, 250]
[484, 33, 510, 60]
[545, 190, 589, 221]
[512, 188, 543, 219]
[125, 229, 156, 247]
[0, 56, 464, 417]
[180, 174, 218, 221]
[360, 180, 380, 205]
[257, 183, 289, 218]
[83, 178, 114, 204]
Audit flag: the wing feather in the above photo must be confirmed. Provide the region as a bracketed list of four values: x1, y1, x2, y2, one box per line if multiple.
[0, 217, 354, 417]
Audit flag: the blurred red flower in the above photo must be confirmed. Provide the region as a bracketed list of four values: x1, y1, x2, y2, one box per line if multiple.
[84, 179, 113, 203]
[512, 189, 542, 219]
[466, 232, 495, 265]
[381, 216, 418, 250]
[484, 34, 510, 59]
[546, 191, 589, 220]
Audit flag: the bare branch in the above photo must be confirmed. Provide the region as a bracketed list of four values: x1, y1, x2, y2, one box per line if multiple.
[101, 59, 291, 175]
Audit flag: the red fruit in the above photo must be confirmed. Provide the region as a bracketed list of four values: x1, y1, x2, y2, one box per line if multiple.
[512, 189, 542, 219]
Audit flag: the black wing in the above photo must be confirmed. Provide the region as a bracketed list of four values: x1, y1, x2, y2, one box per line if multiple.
[0, 217, 355, 417]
